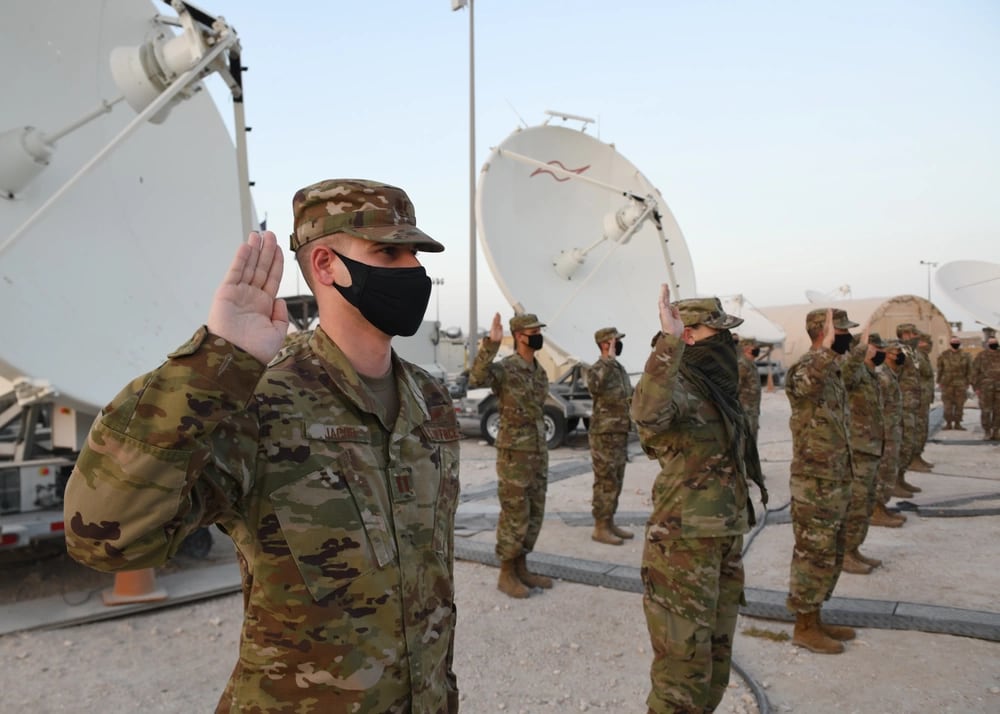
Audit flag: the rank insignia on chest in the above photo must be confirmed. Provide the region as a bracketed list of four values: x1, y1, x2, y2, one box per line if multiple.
[390, 466, 415, 501]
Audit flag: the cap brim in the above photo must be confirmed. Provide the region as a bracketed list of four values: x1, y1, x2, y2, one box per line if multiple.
[836, 319, 860, 329]
[707, 314, 744, 330]
[341, 224, 445, 253]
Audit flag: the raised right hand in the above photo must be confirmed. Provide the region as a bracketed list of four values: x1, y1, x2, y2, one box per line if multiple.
[822, 308, 835, 350]
[489, 312, 503, 342]
[207, 231, 289, 364]
[658, 284, 684, 337]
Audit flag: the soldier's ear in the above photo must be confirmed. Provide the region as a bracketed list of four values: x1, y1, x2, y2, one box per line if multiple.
[681, 326, 696, 346]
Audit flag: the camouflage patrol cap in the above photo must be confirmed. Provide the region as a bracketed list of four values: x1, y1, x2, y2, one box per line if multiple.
[509, 313, 545, 333]
[868, 333, 887, 348]
[675, 297, 744, 329]
[806, 308, 859, 332]
[594, 327, 625, 344]
[289, 179, 444, 253]
[896, 322, 918, 337]
[884, 338, 903, 351]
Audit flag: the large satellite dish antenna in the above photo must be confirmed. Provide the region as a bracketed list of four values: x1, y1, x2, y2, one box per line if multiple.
[720, 295, 786, 345]
[477, 113, 696, 374]
[0, 0, 253, 411]
[805, 284, 852, 304]
[936, 261, 1000, 329]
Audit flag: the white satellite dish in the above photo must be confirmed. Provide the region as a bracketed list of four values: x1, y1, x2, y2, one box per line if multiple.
[0, 0, 253, 411]
[476, 119, 696, 374]
[936, 261, 1000, 329]
[720, 295, 785, 345]
[805, 284, 851, 304]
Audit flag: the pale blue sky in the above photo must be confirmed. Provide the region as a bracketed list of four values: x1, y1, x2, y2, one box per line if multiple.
[203, 0, 999, 332]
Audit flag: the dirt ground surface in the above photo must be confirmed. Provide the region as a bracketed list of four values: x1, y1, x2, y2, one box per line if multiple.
[2, 390, 999, 713]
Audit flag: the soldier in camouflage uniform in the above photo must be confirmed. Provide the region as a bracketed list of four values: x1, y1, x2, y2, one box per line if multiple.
[840, 332, 887, 573]
[469, 311, 554, 598]
[871, 340, 907, 528]
[893, 324, 925, 495]
[736, 335, 762, 439]
[586, 326, 634, 546]
[937, 337, 973, 429]
[912, 331, 936, 470]
[972, 336, 1000, 439]
[785, 307, 859, 655]
[631, 287, 766, 714]
[64, 180, 461, 713]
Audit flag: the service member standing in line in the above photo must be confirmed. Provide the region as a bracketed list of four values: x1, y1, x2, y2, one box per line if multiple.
[893, 324, 924, 495]
[871, 340, 907, 528]
[937, 337, 973, 430]
[64, 180, 462, 712]
[469, 312, 554, 598]
[736, 335, 763, 440]
[912, 331, 936, 470]
[631, 287, 766, 713]
[785, 307, 859, 655]
[587, 327, 635, 546]
[972, 336, 1000, 440]
[840, 332, 887, 573]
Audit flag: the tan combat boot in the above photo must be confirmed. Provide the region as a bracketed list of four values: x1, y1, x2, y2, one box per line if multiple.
[609, 517, 634, 540]
[899, 475, 923, 493]
[955, 423, 967, 430]
[891, 483, 915, 499]
[514, 553, 553, 589]
[497, 559, 530, 599]
[870, 503, 905, 527]
[841, 551, 873, 575]
[592, 518, 624, 546]
[907, 457, 931, 474]
[792, 611, 845, 654]
[852, 548, 882, 568]
[817, 609, 857, 641]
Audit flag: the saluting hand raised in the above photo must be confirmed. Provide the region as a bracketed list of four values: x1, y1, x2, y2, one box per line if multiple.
[207, 231, 289, 365]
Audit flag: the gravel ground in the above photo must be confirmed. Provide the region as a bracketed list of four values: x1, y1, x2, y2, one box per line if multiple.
[2, 391, 999, 713]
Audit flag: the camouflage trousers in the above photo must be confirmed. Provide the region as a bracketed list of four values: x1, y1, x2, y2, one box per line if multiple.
[787, 474, 850, 613]
[589, 432, 628, 520]
[844, 452, 880, 553]
[915, 397, 932, 454]
[941, 383, 969, 425]
[875, 433, 900, 503]
[897, 409, 918, 481]
[495, 448, 548, 561]
[979, 383, 1000, 432]
[642, 535, 744, 714]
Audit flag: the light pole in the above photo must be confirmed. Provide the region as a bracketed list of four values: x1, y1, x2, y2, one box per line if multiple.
[919, 260, 938, 302]
[451, 0, 478, 363]
[431, 277, 445, 324]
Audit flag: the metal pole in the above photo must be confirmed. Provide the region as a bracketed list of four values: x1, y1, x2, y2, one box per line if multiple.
[467, 0, 478, 363]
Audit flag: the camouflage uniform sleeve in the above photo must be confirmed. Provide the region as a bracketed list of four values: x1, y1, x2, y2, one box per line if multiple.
[840, 342, 867, 391]
[63, 327, 264, 573]
[467, 338, 502, 391]
[786, 347, 838, 402]
[630, 332, 686, 443]
[585, 358, 608, 396]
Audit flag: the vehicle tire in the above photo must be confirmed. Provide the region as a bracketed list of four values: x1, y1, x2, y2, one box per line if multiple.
[544, 406, 567, 449]
[480, 407, 500, 446]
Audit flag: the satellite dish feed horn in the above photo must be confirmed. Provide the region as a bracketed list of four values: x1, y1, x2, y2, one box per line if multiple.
[0, 25, 239, 258]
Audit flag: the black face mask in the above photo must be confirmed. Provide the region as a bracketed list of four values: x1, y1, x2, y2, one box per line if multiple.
[614, 341, 623, 356]
[331, 249, 431, 336]
[526, 333, 544, 350]
[750, 347, 761, 358]
[872, 351, 886, 367]
[895, 353, 906, 366]
[950, 343, 961, 350]
[831, 333, 853, 355]
[991, 343, 999, 351]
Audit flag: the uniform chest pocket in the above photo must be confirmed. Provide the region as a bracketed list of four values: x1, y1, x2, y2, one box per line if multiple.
[268, 454, 396, 603]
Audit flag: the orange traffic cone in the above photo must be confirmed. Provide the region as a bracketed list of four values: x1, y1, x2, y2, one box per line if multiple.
[102, 567, 168, 606]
